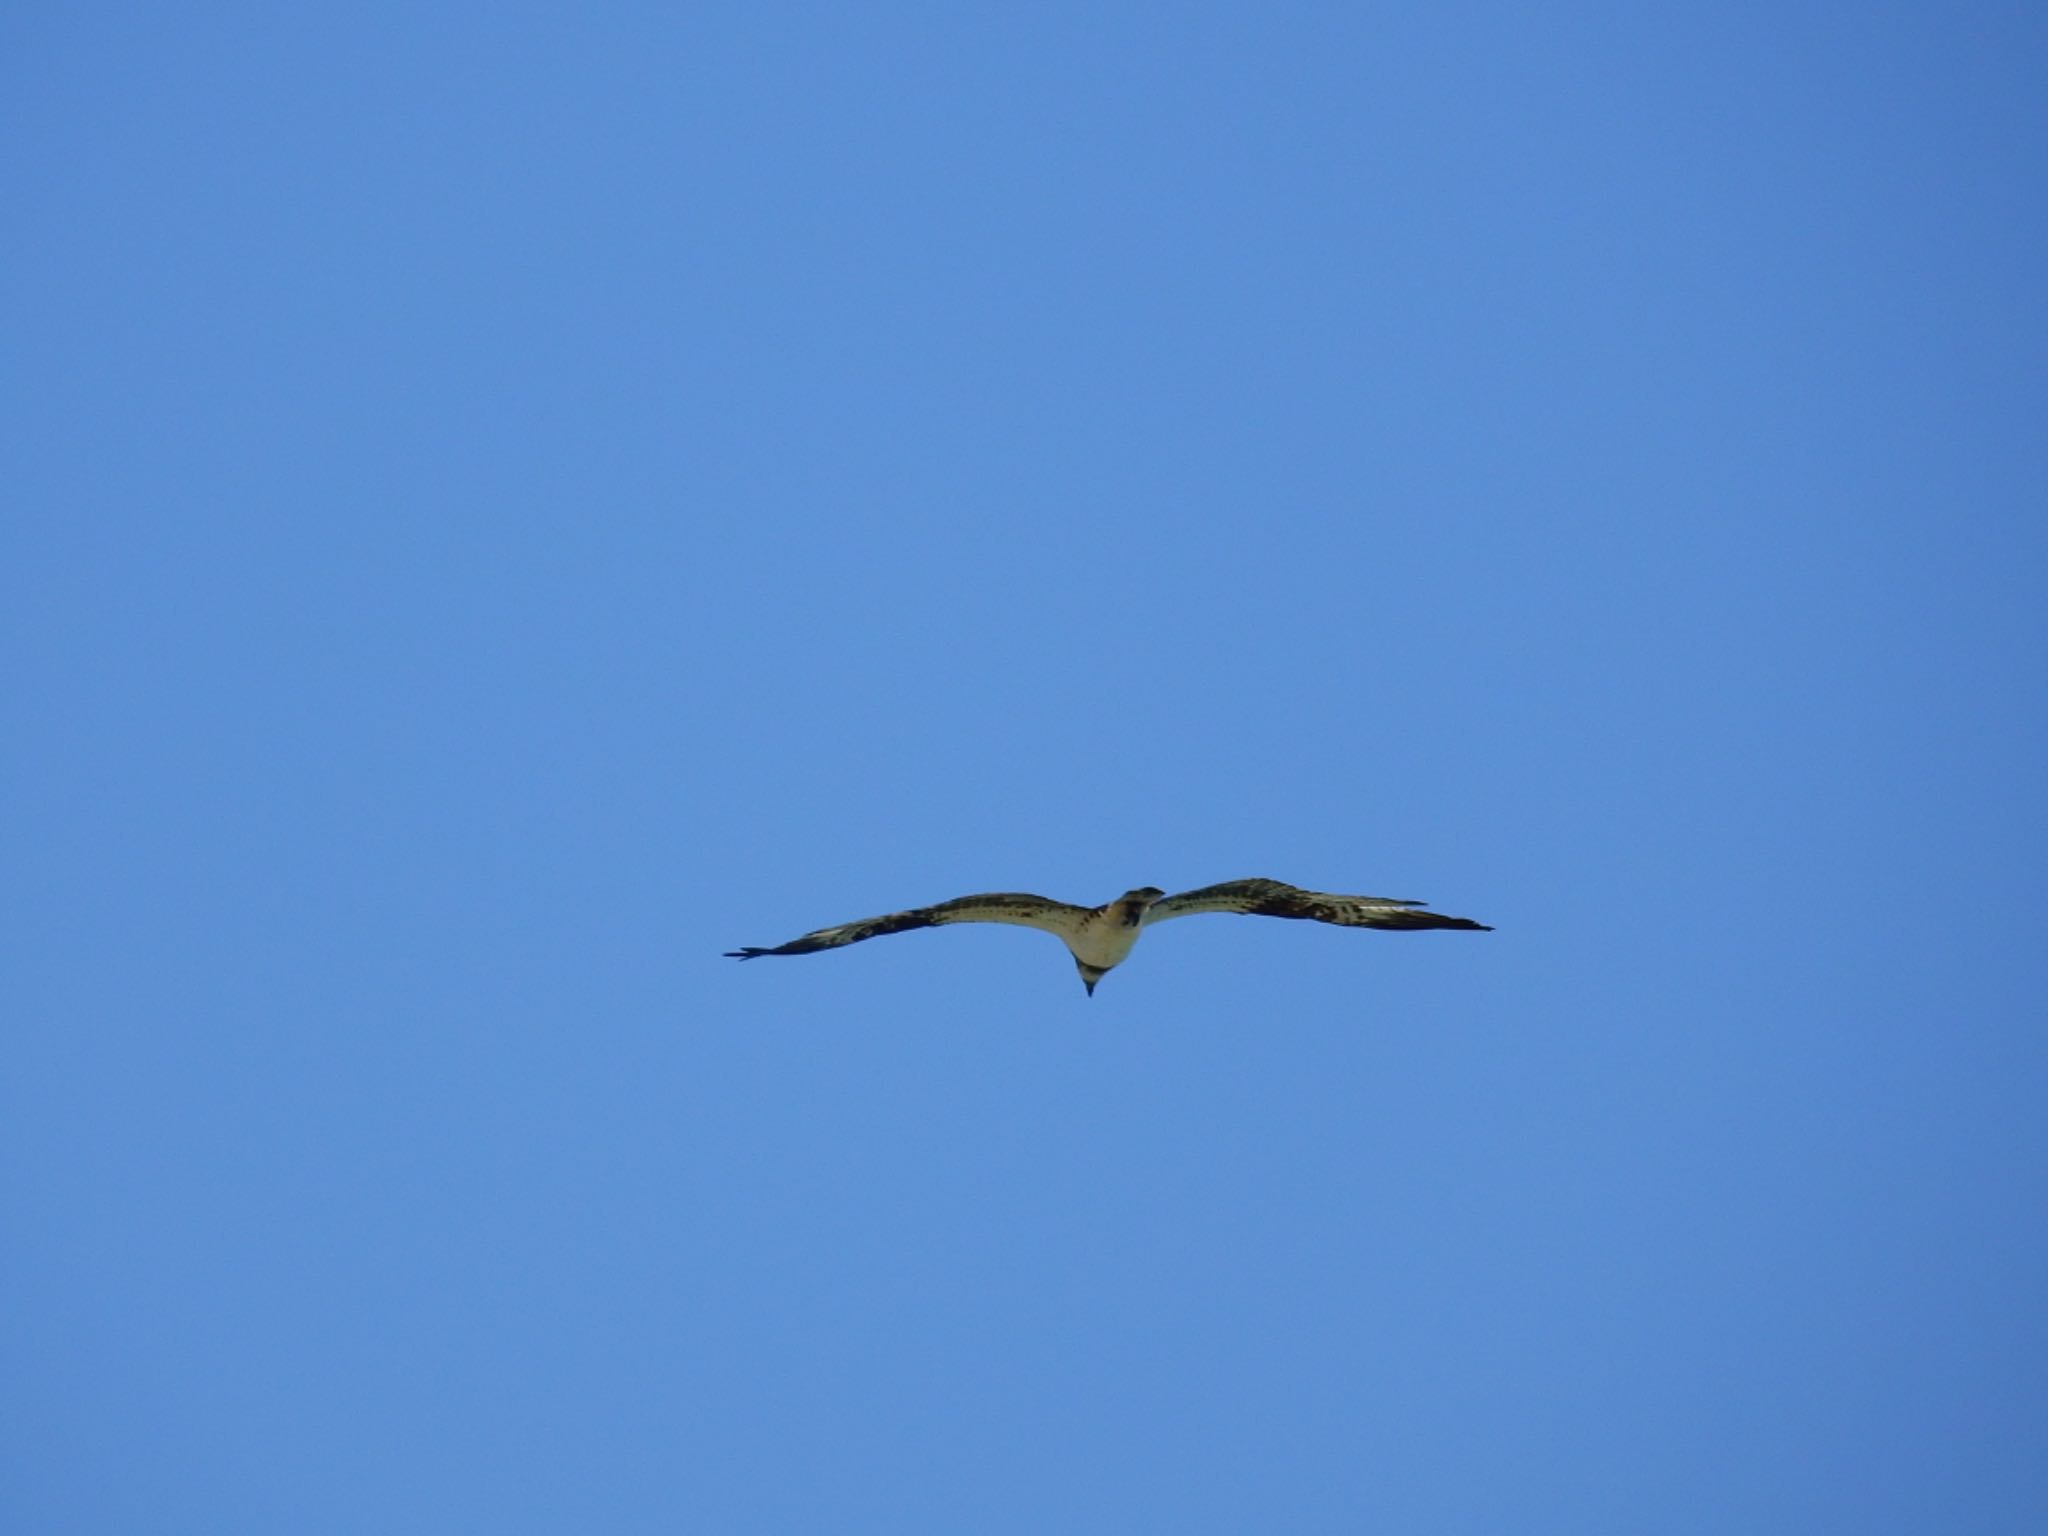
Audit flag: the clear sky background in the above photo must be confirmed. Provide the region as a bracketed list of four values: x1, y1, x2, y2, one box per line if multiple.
[6, 4, 2046, 1532]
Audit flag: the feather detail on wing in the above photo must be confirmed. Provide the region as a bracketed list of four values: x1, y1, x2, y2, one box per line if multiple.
[1142, 878, 1493, 932]
[725, 893, 1090, 959]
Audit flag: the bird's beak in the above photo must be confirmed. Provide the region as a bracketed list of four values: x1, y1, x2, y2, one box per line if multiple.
[1084, 978, 1097, 997]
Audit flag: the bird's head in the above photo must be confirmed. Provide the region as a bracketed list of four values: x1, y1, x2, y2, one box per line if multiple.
[1109, 886, 1165, 926]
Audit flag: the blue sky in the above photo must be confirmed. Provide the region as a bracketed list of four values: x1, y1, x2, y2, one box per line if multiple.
[6, 4, 2045, 1531]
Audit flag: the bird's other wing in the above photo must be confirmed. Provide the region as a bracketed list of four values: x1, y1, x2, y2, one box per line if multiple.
[1142, 878, 1493, 932]
[725, 893, 1092, 959]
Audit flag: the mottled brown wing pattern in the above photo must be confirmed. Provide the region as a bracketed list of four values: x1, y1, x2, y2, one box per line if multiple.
[725, 893, 1088, 960]
[1144, 878, 1492, 932]
[724, 906, 938, 958]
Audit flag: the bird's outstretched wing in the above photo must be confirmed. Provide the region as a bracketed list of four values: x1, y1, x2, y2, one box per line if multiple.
[726, 893, 1091, 959]
[1142, 878, 1492, 932]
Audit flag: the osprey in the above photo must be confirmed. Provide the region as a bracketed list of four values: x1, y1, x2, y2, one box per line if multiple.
[725, 877, 1492, 995]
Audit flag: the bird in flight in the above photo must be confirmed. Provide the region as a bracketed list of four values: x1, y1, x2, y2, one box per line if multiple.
[726, 877, 1492, 995]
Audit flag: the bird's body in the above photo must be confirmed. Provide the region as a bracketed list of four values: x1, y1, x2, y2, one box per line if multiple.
[726, 878, 1491, 994]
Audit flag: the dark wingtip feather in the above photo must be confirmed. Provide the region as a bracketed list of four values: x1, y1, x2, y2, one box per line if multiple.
[725, 947, 768, 959]
[1375, 911, 1494, 932]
